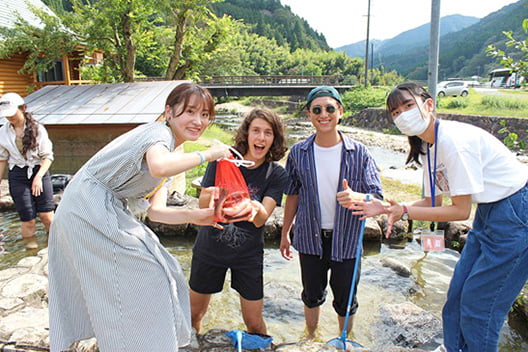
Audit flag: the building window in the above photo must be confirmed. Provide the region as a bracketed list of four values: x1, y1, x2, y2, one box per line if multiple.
[37, 60, 64, 82]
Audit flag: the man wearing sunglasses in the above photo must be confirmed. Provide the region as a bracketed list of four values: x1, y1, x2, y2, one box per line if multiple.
[280, 86, 383, 339]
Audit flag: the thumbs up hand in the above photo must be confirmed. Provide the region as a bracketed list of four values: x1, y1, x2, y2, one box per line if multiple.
[337, 179, 366, 209]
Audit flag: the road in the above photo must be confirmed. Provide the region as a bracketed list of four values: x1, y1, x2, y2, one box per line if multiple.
[474, 87, 528, 99]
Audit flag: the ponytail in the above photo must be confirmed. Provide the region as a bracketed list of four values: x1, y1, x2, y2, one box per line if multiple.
[22, 110, 39, 156]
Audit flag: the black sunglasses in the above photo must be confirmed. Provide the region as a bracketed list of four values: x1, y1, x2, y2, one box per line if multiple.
[311, 105, 337, 115]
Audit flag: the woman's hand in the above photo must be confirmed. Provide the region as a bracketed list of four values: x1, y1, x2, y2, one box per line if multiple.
[200, 186, 219, 208]
[204, 144, 231, 162]
[384, 199, 406, 238]
[222, 198, 253, 222]
[351, 198, 389, 219]
[31, 175, 43, 197]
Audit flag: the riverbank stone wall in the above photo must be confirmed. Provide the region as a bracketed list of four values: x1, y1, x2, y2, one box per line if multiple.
[345, 108, 528, 143]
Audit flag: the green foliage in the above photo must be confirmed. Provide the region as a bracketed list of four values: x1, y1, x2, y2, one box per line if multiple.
[498, 120, 527, 150]
[11, 0, 414, 85]
[0, 5, 79, 75]
[487, 17, 528, 86]
[481, 95, 528, 110]
[209, 0, 329, 52]
[341, 86, 390, 113]
[445, 98, 469, 109]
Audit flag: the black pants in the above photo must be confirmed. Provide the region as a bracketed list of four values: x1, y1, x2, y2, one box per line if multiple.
[299, 231, 360, 316]
[8, 165, 54, 221]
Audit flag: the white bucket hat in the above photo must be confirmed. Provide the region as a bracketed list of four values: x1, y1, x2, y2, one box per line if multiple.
[0, 93, 25, 117]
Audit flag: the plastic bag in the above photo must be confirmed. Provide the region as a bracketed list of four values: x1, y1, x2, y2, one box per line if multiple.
[214, 157, 250, 223]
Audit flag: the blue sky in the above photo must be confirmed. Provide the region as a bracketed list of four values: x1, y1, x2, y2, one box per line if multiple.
[280, 0, 521, 47]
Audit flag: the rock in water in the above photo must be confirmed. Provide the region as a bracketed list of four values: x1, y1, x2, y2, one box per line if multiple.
[380, 257, 412, 277]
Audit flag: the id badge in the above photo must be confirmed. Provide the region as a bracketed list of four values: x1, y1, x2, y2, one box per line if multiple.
[420, 229, 445, 252]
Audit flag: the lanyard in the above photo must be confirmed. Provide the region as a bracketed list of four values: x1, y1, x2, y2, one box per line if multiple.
[426, 119, 440, 231]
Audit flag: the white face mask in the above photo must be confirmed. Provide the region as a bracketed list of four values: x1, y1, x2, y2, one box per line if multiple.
[394, 106, 428, 136]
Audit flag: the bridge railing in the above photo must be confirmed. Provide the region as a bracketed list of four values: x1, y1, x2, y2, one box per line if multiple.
[200, 75, 353, 86]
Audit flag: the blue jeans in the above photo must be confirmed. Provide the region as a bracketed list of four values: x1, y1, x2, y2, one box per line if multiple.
[442, 183, 528, 352]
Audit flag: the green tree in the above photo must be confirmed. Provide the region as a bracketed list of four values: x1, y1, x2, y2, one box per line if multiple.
[65, 0, 159, 82]
[161, 0, 224, 80]
[487, 18, 528, 85]
[0, 5, 79, 76]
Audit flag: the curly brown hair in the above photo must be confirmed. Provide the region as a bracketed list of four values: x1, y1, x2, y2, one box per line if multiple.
[233, 108, 287, 162]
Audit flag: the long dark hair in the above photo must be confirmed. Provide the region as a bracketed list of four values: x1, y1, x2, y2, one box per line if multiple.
[234, 108, 288, 162]
[165, 83, 215, 121]
[22, 108, 40, 156]
[386, 82, 434, 166]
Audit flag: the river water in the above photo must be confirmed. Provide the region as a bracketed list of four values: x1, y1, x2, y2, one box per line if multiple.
[0, 114, 526, 350]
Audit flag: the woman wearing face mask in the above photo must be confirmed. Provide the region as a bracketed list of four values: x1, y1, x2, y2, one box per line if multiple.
[354, 82, 528, 352]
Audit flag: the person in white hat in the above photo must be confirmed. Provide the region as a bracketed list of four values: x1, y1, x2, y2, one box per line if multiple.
[0, 92, 55, 249]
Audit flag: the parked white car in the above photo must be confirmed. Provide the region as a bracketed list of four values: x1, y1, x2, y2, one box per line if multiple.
[436, 81, 469, 97]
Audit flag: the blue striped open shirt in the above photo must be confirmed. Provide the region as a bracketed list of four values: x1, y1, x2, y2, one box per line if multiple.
[284, 132, 383, 261]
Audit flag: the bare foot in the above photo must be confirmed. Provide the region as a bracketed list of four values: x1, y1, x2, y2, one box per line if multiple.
[22, 237, 38, 250]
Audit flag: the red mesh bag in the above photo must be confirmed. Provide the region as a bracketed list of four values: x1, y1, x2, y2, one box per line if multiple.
[214, 157, 250, 223]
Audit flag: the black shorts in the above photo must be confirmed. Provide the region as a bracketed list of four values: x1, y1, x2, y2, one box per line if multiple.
[8, 165, 55, 222]
[189, 253, 264, 301]
[299, 233, 360, 317]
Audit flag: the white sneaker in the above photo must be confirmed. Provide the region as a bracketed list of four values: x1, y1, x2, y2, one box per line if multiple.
[432, 345, 446, 352]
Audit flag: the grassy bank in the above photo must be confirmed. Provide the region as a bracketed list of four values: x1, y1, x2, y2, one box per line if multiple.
[337, 86, 528, 118]
[436, 89, 528, 118]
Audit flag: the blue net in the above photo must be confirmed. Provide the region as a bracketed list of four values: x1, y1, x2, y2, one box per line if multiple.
[226, 330, 273, 350]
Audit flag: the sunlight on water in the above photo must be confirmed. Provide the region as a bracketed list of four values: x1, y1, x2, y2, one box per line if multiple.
[0, 212, 48, 270]
[0, 211, 527, 350]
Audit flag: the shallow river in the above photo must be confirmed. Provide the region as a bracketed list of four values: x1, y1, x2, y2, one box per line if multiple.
[1, 213, 527, 350]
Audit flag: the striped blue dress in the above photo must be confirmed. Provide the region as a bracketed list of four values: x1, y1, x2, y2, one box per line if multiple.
[48, 122, 191, 352]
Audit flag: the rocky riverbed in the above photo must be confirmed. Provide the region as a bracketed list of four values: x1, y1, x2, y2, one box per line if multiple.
[0, 249, 444, 352]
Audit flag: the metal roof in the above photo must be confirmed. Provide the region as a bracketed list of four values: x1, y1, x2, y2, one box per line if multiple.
[0, 0, 55, 30]
[0, 81, 191, 125]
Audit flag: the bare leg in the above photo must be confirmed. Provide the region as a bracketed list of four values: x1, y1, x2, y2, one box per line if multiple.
[240, 296, 266, 334]
[189, 289, 212, 334]
[21, 219, 37, 249]
[38, 211, 54, 233]
[304, 305, 320, 339]
[338, 314, 354, 336]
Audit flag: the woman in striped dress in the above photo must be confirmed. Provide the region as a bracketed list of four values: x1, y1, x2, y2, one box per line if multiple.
[48, 83, 239, 352]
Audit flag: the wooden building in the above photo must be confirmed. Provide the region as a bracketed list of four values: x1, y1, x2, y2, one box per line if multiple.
[1, 81, 189, 174]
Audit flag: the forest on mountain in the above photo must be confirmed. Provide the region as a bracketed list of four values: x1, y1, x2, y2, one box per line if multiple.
[209, 0, 329, 51]
[378, 0, 528, 80]
[2, 0, 525, 84]
[0, 0, 403, 85]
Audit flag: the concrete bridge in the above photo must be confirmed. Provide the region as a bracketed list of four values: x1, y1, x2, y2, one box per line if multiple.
[199, 75, 355, 97]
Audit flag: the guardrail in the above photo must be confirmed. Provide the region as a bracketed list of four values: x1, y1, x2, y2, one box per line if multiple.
[200, 75, 353, 86]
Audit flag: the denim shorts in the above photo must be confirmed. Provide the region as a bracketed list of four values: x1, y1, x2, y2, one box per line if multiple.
[8, 165, 55, 221]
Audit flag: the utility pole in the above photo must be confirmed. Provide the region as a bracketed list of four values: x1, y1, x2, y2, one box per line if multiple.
[364, 0, 371, 88]
[428, 0, 441, 105]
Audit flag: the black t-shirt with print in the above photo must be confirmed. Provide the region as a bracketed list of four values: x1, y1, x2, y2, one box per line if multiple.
[193, 160, 287, 265]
